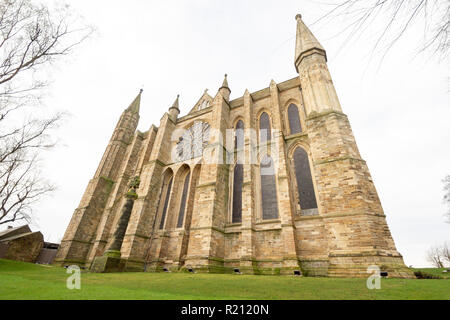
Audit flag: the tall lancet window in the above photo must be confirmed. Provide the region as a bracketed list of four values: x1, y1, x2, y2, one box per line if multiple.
[159, 177, 173, 230]
[177, 172, 191, 228]
[235, 120, 245, 150]
[232, 164, 243, 223]
[260, 155, 279, 220]
[292, 147, 318, 215]
[288, 104, 302, 134]
[232, 120, 245, 223]
[259, 112, 271, 143]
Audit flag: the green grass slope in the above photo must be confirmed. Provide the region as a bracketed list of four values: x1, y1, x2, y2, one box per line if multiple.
[0, 259, 448, 300]
[413, 268, 450, 279]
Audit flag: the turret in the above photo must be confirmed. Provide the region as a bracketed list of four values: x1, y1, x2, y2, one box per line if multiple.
[55, 89, 142, 267]
[168, 95, 180, 121]
[294, 14, 326, 72]
[294, 14, 341, 115]
[95, 89, 142, 180]
[218, 74, 231, 102]
[126, 89, 142, 114]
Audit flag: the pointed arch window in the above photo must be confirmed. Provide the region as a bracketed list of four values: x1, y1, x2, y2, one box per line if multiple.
[159, 177, 173, 230]
[259, 112, 271, 142]
[288, 104, 302, 134]
[232, 164, 243, 223]
[260, 155, 279, 220]
[292, 147, 318, 215]
[199, 100, 210, 110]
[177, 172, 191, 228]
[235, 120, 244, 150]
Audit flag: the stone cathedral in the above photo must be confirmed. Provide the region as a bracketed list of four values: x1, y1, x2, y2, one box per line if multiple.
[55, 15, 412, 278]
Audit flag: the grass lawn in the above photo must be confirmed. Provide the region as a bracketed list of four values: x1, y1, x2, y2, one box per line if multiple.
[0, 259, 448, 300]
[413, 268, 450, 279]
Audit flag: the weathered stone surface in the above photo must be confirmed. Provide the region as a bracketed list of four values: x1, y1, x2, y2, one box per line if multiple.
[90, 255, 126, 273]
[0, 225, 32, 240]
[56, 16, 412, 278]
[0, 231, 43, 263]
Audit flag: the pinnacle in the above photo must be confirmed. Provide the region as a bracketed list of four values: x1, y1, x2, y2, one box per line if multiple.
[294, 12, 326, 71]
[170, 94, 180, 111]
[221, 74, 229, 89]
[244, 89, 252, 102]
[126, 89, 142, 114]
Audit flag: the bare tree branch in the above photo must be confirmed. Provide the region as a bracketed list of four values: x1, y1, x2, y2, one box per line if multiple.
[442, 242, 450, 264]
[426, 245, 445, 268]
[443, 174, 450, 224]
[314, 0, 450, 62]
[0, 0, 92, 225]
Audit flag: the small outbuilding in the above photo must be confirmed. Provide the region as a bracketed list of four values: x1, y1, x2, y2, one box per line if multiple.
[0, 225, 58, 264]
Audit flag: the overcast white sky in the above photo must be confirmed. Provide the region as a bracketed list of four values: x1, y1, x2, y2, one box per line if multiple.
[5, 0, 449, 267]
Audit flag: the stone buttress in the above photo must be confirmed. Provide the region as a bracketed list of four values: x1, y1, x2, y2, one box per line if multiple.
[55, 91, 142, 265]
[294, 14, 411, 277]
[55, 15, 412, 278]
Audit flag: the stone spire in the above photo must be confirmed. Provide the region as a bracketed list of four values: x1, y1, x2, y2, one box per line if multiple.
[294, 14, 327, 72]
[294, 14, 341, 115]
[219, 74, 231, 101]
[221, 74, 229, 89]
[169, 94, 180, 120]
[126, 89, 143, 114]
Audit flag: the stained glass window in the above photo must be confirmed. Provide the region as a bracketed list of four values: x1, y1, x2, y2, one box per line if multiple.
[159, 177, 173, 230]
[235, 120, 244, 150]
[260, 155, 278, 220]
[259, 112, 271, 142]
[199, 100, 210, 110]
[288, 104, 302, 134]
[176, 121, 210, 162]
[232, 164, 243, 223]
[177, 172, 191, 228]
[293, 147, 318, 212]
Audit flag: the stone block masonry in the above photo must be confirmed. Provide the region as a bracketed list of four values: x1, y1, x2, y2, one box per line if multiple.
[55, 14, 413, 278]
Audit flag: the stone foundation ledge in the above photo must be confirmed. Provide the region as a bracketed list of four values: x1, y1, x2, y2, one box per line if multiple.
[89, 256, 147, 273]
[90, 256, 126, 273]
[299, 258, 330, 277]
[327, 253, 414, 278]
[327, 264, 414, 279]
[178, 265, 304, 276]
[57, 256, 413, 278]
[328, 250, 404, 258]
[113, 257, 320, 276]
[179, 257, 304, 276]
[53, 259, 87, 267]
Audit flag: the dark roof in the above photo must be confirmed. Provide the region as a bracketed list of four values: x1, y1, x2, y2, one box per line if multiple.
[0, 231, 43, 242]
[0, 225, 32, 241]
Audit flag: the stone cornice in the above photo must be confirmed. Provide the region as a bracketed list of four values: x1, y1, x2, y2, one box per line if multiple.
[229, 77, 301, 108]
[294, 211, 386, 222]
[177, 106, 212, 123]
[285, 132, 309, 141]
[295, 47, 327, 72]
[314, 156, 366, 166]
[306, 110, 347, 121]
[146, 159, 166, 167]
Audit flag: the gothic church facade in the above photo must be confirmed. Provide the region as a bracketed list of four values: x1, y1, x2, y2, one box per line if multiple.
[55, 15, 412, 277]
